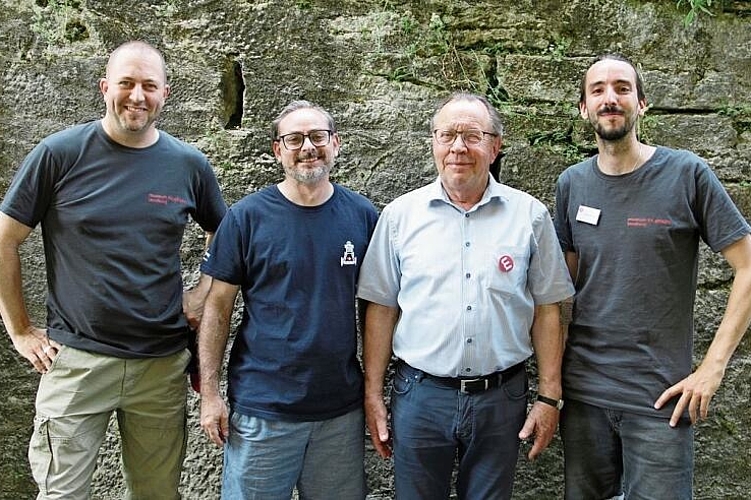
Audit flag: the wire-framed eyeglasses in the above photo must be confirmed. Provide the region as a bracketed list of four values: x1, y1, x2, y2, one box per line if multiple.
[433, 129, 498, 146]
[277, 129, 333, 150]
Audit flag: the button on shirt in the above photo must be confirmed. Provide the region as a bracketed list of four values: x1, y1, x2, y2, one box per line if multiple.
[357, 176, 574, 377]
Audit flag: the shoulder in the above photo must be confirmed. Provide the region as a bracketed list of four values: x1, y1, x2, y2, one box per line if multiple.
[494, 181, 547, 211]
[156, 130, 209, 161]
[39, 121, 99, 152]
[383, 183, 434, 213]
[333, 184, 377, 212]
[558, 157, 593, 183]
[650, 146, 715, 182]
[231, 185, 278, 211]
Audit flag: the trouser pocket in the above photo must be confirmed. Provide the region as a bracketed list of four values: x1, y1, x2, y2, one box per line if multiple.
[28, 416, 52, 495]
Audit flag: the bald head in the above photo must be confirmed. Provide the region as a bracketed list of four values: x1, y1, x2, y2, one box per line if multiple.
[107, 41, 167, 82]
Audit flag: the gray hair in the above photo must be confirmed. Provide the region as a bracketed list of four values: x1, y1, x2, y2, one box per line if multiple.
[271, 100, 337, 139]
[430, 92, 504, 136]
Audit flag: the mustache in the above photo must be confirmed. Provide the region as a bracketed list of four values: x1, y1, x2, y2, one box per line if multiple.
[296, 152, 319, 161]
[597, 105, 624, 116]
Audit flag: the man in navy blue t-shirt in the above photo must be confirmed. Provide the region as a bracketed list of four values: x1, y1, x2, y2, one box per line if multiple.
[198, 100, 378, 499]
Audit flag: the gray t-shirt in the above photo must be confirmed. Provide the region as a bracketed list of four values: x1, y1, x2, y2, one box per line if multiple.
[554, 146, 750, 417]
[1, 121, 226, 357]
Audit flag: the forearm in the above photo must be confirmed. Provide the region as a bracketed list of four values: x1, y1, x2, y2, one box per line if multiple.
[702, 268, 751, 368]
[363, 302, 399, 399]
[0, 215, 35, 339]
[198, 282, 237, 398]
[0, 245, 33, 339]
[530, 303, 564, 397]
[704, 235, 751, 369]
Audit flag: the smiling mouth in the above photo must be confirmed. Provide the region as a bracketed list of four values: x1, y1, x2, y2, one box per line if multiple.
[297, 156, 320, 164]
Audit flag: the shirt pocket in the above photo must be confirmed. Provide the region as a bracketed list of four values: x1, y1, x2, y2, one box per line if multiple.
[486, 246, 529, 297]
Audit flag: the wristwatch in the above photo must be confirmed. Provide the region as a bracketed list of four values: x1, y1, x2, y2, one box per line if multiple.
[537, 394, 564, 410]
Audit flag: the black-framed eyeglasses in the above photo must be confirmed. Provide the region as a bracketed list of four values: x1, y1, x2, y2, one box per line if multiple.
[433, 129, 498, 146]
[276, 129, 333, 150]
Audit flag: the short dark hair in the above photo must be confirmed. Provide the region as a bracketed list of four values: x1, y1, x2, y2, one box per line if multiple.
[431, 92, 504, 136]
[271, 100, 337, 140]
[579, 53, 646, 105]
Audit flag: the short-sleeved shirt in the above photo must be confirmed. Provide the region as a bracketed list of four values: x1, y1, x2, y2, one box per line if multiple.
[201, 184, 378, 421]
[554, 146, 751, 417]
[357, 175, 574, 377]
[1, 121, 227, 357]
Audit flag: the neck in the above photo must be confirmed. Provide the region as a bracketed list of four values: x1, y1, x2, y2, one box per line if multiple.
[443, 184, 486, 211]
[278, 178, 334, 206]
[596, 136, 646, 175]
[101, 118, 159, 149]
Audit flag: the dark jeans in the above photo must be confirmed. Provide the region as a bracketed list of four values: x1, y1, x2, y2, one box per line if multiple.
[560, 399, 693, 500]
[391, 361, 528, 500]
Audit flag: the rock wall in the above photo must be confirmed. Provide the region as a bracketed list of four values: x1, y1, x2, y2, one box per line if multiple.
[0, 0, 749, 498]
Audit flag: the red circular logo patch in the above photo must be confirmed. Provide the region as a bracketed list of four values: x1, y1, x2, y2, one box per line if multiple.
[498, 255, 514, 273]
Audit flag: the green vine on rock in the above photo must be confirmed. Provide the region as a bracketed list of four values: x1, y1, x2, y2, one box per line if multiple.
[677, 0, 714, 26]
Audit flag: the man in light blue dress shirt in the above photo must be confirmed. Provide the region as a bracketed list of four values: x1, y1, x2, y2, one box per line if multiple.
[357, 92, 574, 500]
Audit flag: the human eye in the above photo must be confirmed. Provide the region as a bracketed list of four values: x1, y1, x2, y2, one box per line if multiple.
[464, 130, 484, 144]
[436, 130, 455, 144]
[284, 133, 303, 148]
[118, 80, 135, 89]
[309, 130, 329, 145]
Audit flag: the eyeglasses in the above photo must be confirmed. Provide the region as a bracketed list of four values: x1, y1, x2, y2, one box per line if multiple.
[433, 129, 498, 146]
[277, 129, 333, 150]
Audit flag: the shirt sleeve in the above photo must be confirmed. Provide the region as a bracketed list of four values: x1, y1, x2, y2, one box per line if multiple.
[356, 205, 401, 308]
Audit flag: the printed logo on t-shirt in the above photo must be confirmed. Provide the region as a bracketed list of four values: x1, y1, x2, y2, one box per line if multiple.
[340, 241, 357, 267]
[627, 217, 672, 227]
[498, 255, 514, 273]
[147, 193, 188, 205]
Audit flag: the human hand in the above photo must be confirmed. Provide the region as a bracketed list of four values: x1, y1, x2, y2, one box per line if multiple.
[364, 393, 392, 459]
[200, 392, 230, 447]
[654, 361, 725, 427]
[11, 326, 61, 374]
[518, 402, 559, 460]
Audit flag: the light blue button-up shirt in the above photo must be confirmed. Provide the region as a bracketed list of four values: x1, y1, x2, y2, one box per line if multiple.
[357, 176, 574, 377]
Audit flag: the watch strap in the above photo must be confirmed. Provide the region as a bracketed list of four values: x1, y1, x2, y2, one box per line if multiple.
[537, 394, 564, 410]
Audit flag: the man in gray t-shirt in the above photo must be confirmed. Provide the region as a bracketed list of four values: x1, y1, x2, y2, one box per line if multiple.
[0, 41, 226, 499]
[554, 53, 751, 500]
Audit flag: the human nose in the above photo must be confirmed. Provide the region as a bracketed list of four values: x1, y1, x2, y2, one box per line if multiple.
[129, 84, 145, 102]
[449, 133, 468, 152]
[603, 85, 618, 104]
[300, 134, 316, 150]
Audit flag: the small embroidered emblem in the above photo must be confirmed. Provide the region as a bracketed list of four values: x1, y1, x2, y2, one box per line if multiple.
[341, 241, 357, 267]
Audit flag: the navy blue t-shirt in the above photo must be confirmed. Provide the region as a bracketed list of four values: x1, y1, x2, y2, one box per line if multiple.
[201, 184, 378, 421]
[1, 121, 227, 357]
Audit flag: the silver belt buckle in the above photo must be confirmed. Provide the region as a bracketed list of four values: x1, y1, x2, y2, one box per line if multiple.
[460, 377, 488, 393]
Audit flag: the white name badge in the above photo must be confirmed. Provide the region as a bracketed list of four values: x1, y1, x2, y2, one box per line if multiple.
[576, 205, 601, 226]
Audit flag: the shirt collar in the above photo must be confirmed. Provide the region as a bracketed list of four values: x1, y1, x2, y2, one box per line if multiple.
[428, 174, 509, 210]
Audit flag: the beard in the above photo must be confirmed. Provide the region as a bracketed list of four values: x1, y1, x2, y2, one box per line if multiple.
[591, 105, 637, 141]
[116, 106, 158, 134]
[283, 152, 333, 184]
